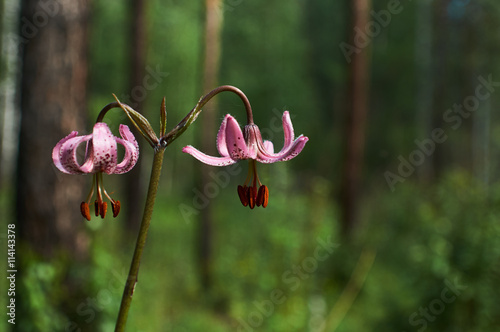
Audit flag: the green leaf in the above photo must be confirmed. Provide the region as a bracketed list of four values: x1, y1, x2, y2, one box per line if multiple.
[160, 97, 167, 137]
[112, 94, 159, 147]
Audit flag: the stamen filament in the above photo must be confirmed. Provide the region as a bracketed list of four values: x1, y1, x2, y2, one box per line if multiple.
[81, 173, 122, 219]
[251, 160, 262, 186]
[243, 160, 254, 186]
[96, 173, 104, 203]
[102, 181, 121, 218]
[85, 175, 96, 204]
[98, 173, 109, 218]
[102, 182, 114, 203]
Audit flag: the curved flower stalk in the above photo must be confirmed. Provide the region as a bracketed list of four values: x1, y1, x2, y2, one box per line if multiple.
[52, 122, 139, 220]
[183, 111, 309, 208]
[51, 85, 308, 331]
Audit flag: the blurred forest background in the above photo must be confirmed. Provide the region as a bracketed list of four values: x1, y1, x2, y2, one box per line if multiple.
[1, 0, 500, 331]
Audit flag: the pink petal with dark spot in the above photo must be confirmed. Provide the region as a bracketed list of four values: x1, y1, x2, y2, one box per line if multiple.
[216, 114, 230, 157]
[92, 122, 118, 174]
[52, 131, 95, 174]
[114, 125, 140, 174]
[182, 146, 236, 166]
[225, 115, 252, 160]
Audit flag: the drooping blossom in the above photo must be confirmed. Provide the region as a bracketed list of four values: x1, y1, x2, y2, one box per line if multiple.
[52, 122, 139, 220]
[182, 111, 308, 208]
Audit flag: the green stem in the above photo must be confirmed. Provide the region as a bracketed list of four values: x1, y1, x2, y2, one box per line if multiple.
[160, 85, 254, 146]
[199, 85, 254, 124]
[115, 148, 165, 332]
[320, 249, 376, 332]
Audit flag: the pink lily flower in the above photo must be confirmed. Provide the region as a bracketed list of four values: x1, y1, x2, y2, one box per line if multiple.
[52, 122, 139, 220]
[182, 111, 308, 208]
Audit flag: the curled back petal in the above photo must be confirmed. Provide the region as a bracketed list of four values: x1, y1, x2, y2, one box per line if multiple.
[244, 125, 261, 159]
[280, 111, 295, 154]
[80, 141, 95, 172]
[92, 122, 118, 174]
[112, 124, 139, 174]
[256, 135, 309, 163]
[225, 116, 252, 160]
[262, 140, 274, 154]
[114, 138, 139, 174]
[274, 135, 309, 162]
[54, 133, 95, 174]
[52, 131, 78, 173]
[216, 115, 230, 157]
[182, 145, 236, 166]
[119, 124, 139, 150]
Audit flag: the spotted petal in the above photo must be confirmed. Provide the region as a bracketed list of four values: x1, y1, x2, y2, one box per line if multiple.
[52, 122, 140, 175]
[253, 111, 309, 163]
[52, 131, 94, 174]
[114, 124, 140, 174]
[225, 115, 253, 160]
[216, 114, 230, 157]
[256, 135, 308, 163]
[279, 111, 294, 154]
[53, 131, 78, 173]
[92, 122, 118, 174]
[182, 145, 236, 166]
[182, 111, 308, 166]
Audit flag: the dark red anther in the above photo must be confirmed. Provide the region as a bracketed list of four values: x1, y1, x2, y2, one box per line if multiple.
[238, 185, 249, 207]
[256, 185, 269, 208]
[248, 186, 257, 209]
[112, 200, 121, 218]
[100, 201, 108, 219]
[94, 200, 99, 217]
[80, 202, 91, 221]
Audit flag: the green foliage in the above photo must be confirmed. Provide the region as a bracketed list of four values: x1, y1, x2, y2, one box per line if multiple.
[353, 170, 500, 331]
[18, 261, 64, 331]
[5, 0, 500, 331]
[87, 171, 339, 331]
[67, 169, 499, 331]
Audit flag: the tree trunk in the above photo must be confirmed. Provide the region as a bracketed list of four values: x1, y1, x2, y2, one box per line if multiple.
[339, 0, 371, 235]
[430, 0, 451, 179]
[15, 0, 92, 329]
[198, 0, 223, 293]
[0, 0, 4, 183]
[469, 6, 489, 187]
[415, 0, 434, 182]
[125, 0, 147, 233]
